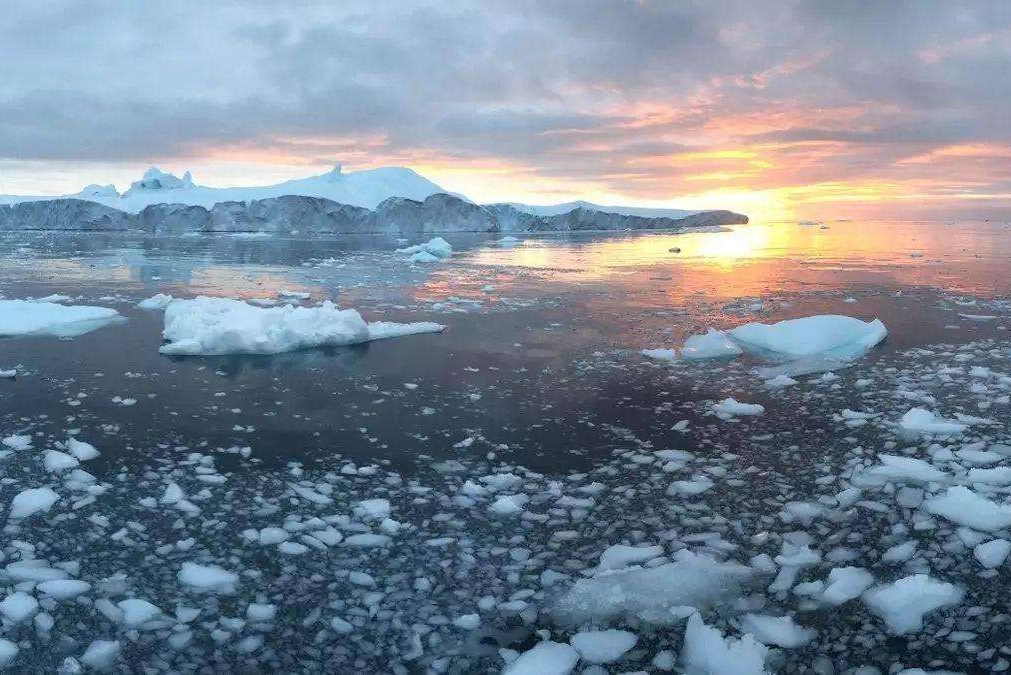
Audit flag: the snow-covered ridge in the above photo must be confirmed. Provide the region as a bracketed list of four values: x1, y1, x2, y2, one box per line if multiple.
[494, 200, 697, 220]
[0, 164, 747, 232]
[0, 164, 445, 214]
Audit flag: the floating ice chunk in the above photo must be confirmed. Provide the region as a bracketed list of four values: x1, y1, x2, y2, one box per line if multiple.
[925, 486, 1011, 531]
[342, 533, 392, 547]
[779, 502, 823, 527]
[489, 494, 528, 515]
[0, 368, 15, 378]
[278, 288, 311, 300]
[409, 250, 440, 263]
[821, 567, 874, 605]
[596, 544, 664, 572]
[681, 329, 743, 360]
[0, 639, 17, 668]
[289, 483, 333, 505]
[570, 629, 637, 664]
[279, 541, 308, 555]
[739, 614, 815, 648]
[2, 435, 32, 451]
[4, 560, 68, 582]
[452, 613, 480, 630]
[764, 374, 797, 388]
[713, 398, 764, 417]
[955, 448, 1001, 465]
[137, 293, 173, 310]
[974, 539, 1011, 569]
[80, 640, 121, 670]
[862, 574, 963, 635]
[729, 315, 886, 361]
[247, 603, 277, 622]
[968, 467, 1011, 485]
[117, 598, 162, 627]
[0, 591, 39, 623]
[503, 641, 579, 675]
[9, 487, 59, 519]
[641, 348, 677, 362]
[397, 237, 452, 259]
[899, 408, 968, 435]
[177, 562, 239, 594]
[865, 454, 947, 483]
[37, 579, 91, 600]
[66, 438, 100, 461]
[0, 299, 120, 337]
[160, 297, 444, 355]
[354, 498, 391, 521]
[44, 449, 79, 472]
[882, 541, 918, 563]
[670, 476, 715, 496]
[682, 613, 768, 675]
[554, 550, 752, 625]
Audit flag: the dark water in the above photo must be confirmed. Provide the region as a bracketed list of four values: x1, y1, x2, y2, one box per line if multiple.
[2, 222, 1011, 673]
[2, 223, 1007, 474]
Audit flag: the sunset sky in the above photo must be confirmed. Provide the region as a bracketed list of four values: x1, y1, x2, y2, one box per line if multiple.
[2, 1, 1010, 221]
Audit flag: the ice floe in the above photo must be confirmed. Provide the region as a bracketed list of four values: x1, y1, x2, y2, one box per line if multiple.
[0, 299, 120, 337]
[159, 297, 444, 355]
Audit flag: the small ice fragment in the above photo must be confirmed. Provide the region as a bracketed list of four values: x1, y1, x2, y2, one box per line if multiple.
[177, 562, 239, 594]
[503, 641, 579, 675]
[137, 293, 173, 310]
[570, 629, 637, 664]
[713, 398, 764, 417]
[739, 614, 815, 648]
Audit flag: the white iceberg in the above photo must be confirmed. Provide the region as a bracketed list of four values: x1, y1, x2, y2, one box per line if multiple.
[0, 300, 120, 337]
[396, 237, 452, 261]
[2, 164, 446, 213]
[679, 315, 886, 375]
[728, 315, 887, 360]
[159, 297, 444, 356]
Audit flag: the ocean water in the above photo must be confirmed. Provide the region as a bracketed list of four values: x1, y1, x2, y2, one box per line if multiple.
[1, 220, 1010, 672]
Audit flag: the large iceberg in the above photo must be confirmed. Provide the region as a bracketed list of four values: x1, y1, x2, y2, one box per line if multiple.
[728, 315, 887, 361]
[0, 300, 121, 337]
[159, 297, 444, 356]
[678, 315, 887, 375]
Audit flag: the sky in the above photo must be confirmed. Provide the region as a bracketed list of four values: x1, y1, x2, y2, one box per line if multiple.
[2, 0, 1010, 221]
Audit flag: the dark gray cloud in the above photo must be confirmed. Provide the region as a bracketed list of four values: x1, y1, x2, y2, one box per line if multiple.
[1, 0, 1010, 212]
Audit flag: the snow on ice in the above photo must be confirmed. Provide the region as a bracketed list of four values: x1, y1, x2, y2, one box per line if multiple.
[0, 299, 120, 337]
[159, 297, 444, 355]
